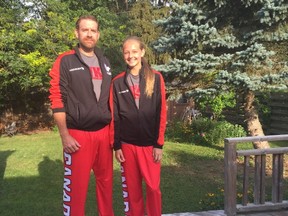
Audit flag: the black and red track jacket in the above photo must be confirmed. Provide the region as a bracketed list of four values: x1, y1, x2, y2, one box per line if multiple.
[49, 46, 112, 131]
[110, 67, 167, 150]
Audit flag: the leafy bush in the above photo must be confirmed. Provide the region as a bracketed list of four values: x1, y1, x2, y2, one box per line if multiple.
[166, 118, 247, 146]
[165, 120, 195, 143]
[191, 118, 247, 146]
[196, 91, 236, 120]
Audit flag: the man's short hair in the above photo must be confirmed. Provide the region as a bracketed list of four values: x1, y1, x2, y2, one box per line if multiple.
[75, 15, 99, 30]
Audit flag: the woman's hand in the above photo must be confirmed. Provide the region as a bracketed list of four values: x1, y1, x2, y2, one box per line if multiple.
[153, 148, 163, 163]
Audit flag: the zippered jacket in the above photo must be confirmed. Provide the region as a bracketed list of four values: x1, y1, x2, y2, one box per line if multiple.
[49, 46, 112, 131]
[110, 68, 167, 150]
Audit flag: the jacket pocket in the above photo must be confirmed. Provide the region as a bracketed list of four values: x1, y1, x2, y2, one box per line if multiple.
[66, 92, 81, 126]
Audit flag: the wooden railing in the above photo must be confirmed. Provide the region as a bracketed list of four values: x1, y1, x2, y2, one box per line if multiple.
[224, 134, 288, 216]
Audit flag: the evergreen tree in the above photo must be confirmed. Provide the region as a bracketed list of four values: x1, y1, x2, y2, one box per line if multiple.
[153, 1, 288, 149]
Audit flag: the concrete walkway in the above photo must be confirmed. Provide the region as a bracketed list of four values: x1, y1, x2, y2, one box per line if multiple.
[162, 209, 288, 216]
[162, 210, 226, 216]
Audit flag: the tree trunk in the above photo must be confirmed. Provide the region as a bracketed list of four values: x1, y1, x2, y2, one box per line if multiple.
[115, 0, 119, 11]
[243, 90, 270, 149]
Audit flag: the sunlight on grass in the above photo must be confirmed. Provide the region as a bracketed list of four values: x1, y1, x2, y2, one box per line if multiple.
[0, 132, 62, 177]
[0, 130, 232, 215]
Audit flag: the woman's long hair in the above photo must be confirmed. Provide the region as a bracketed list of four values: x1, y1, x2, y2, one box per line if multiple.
[123, 36, 155, 98]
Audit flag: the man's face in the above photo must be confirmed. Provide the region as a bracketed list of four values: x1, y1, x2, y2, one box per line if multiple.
[75, 19, 100, 52]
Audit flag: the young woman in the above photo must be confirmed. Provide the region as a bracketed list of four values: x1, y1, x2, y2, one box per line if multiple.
[110, 36, 167, 216]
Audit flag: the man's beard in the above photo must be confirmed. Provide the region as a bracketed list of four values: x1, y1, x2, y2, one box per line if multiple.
[80, 39, 96, 51]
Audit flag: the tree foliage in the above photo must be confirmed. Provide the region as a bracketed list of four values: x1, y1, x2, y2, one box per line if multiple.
[0, 0, 128, 118]
[0, 1, 50, 113]
[153, 1, 288, 148]
[153, 1, 288, 93]
[127, 0, 171, 66]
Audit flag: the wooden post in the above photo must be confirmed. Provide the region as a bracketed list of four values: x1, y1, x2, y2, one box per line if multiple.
[260, 155, 266, 204]
[224, 139, 237, 216]
[242, 156, 250, 206]
[254, 155, 261, 204]
[272, 154, 284, 203]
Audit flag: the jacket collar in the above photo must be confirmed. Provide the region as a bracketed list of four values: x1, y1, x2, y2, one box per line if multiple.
[74, 44, 104, 59]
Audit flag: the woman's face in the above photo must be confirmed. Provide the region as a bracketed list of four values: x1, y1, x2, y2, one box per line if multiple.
[122, 39, 145, 71]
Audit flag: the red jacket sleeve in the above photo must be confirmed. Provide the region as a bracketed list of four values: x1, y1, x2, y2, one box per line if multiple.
[49, 52, 71, 113]
[156, 72, 167, 147]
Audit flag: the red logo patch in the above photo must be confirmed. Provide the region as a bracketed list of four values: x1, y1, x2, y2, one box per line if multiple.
[90, 67, 102, 80]
[131, 84, 140, 99]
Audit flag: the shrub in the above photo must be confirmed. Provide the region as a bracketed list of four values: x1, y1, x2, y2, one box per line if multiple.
[196, 91, 236, 120]
[190, 118, 247, 146]
[166, 118, 247, 146]
[165, 120, 194, 143]
[204, 121, 247, 146]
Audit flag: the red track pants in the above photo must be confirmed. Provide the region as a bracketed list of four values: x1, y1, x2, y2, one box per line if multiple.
[63, 126, 114, 216]
[121, 143, 162, 216]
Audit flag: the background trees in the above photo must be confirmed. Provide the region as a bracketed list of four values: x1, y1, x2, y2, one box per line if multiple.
[0, 0, 51, 115]
[0, 0, 129, 131]
[127, 0, 171, 66]
[0, 0, 287, 142]
[153, 1, 288, 148]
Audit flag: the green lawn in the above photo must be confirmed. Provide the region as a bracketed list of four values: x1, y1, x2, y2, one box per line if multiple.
[0, 131, 266, 216]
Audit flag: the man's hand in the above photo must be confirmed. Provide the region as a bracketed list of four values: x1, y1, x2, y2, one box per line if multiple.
[61, 133, 81, 153]
[53, 112, 81, 153]
[115, 149, 125, 163]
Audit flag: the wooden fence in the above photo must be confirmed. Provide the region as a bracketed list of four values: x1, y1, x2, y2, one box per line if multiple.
[224, 134, 288, 216]
[269, 92, 288, 135]
[167, 100, 189, 122]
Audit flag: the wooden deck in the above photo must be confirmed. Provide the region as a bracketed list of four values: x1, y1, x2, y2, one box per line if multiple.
[162, 209, 288, 215]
